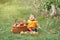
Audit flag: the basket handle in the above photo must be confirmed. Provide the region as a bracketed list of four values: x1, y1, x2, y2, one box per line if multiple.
[14, 18, 18, 23]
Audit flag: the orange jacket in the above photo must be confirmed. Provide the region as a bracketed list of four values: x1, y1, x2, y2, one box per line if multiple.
[27, 20, 37, 29]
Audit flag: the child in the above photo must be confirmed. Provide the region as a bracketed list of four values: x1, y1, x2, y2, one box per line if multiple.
[27, 14, 41, 34]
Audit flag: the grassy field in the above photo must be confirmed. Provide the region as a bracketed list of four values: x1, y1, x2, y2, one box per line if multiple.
[0, 0, 60, 40]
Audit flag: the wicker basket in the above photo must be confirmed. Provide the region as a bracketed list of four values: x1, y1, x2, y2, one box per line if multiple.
[11, 26, 27, 33]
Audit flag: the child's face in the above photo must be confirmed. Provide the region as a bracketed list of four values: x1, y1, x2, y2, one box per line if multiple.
[29, 14, 35, 21]
[29, 17, 35, 21]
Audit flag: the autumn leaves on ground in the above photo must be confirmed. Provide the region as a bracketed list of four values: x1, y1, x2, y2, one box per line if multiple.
[0, 0, 60, 40]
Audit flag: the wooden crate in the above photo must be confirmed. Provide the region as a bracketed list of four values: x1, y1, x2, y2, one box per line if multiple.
[11, 26, 27, 33]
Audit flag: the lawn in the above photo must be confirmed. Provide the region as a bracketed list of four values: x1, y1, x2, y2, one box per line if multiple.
[0, 0, 60, 40]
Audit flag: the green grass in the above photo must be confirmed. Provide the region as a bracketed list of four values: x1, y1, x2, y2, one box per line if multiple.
[0, 0, 60, 40]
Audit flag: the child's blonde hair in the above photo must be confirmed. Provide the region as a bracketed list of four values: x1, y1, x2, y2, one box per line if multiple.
[29, 14, 36, 20]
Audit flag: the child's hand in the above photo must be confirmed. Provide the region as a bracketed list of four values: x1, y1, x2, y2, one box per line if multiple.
[37, 23, 42, 30]
[38, 26, 42, 30]
[39, 27, 42, 30]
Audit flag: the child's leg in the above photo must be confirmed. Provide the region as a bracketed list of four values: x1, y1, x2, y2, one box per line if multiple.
[32, 29, 38, 35]
[27, 28, 32, 32]
[32, 29, 37, 32]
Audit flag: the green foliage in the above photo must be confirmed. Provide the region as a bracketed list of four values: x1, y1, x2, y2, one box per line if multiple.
[0, 0, 12, 4]
[38, 0, 60, 11]
[57, 0, 60, 8]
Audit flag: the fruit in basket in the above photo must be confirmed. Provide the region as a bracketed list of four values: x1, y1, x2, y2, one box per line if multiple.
[20, 31, 24, 34]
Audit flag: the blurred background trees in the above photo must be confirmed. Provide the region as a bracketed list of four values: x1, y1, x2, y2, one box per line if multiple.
[0, 0, 60, 16]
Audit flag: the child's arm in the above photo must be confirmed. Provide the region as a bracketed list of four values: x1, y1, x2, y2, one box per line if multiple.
[37, 23, 42, 29]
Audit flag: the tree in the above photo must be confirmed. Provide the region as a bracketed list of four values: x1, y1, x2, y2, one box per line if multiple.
[38, 0, 60, 16]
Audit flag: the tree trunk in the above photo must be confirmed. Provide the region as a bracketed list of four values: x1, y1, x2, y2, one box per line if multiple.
[50, 4, 57, 16]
